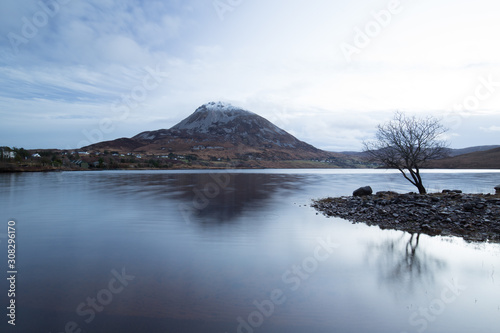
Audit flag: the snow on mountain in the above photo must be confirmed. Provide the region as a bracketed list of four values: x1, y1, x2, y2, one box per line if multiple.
[199, 101, 247, 113]
[171, 102, 257, 133]
[166, 101, 288, 139]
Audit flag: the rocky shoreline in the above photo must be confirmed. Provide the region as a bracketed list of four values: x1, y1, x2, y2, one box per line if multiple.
[312, 189, 500, 243]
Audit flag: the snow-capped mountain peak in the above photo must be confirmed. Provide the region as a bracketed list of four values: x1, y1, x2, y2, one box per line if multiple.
[196, 101, 248, 113]
[171, 102, 257, 133]
[133, 101, 323, 151]
[97, 101, 328, 161]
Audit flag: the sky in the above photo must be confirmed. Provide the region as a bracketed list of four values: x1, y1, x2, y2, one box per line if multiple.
[1, 0, 500, 151]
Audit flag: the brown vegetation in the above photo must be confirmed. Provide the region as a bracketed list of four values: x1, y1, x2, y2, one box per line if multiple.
[427, 147, 500, 169]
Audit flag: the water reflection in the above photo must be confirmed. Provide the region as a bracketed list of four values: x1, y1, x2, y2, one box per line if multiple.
[89, 172, 312, 225]
[365, 233, 447, 295]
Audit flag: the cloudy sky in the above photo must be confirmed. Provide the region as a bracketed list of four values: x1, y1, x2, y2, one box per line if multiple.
[1, 0, 500, 151]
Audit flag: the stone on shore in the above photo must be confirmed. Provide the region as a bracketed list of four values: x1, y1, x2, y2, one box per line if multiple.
[353, 186, 373, 197]
[442, 189, 462, 194]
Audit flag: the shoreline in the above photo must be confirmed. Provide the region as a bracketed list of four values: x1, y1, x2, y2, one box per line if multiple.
[0, 160, 359, 173]
[2, 165, 500, 173]
[312, 191, 500, 243]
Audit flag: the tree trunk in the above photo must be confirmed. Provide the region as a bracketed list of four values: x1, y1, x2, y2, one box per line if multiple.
[416, 181, 426, 194]
[414, 168, 426, 194]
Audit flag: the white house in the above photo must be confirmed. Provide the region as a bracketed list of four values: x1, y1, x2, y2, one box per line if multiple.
[1, 148, 16, 159]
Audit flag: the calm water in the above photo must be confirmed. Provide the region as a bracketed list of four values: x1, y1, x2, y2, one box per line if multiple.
[1, 169, 500, 333]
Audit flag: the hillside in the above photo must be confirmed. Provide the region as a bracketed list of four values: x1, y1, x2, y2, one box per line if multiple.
[445, 145, 500, 157]
[427, 147, 500, 169]
[341, 145, 500, 159]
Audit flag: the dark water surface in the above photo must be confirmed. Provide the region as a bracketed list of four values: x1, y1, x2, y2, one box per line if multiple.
[1, 169, 500, 333]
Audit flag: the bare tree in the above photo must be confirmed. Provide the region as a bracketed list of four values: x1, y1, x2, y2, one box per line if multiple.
[363, 111, 449, 194]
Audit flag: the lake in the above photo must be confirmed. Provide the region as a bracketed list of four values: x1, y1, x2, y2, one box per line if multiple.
[1, 169, 500, 333]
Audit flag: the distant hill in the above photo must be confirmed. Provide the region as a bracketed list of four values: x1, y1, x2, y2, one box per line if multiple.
[83, 102, 368, 168]
[339, 151, 370, 158]
[341, 145, 500, 159]
[427, 147, 500, 169]
[445, 145, 500, 157]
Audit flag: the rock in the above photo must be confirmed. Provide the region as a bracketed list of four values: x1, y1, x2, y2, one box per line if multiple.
[463, 203, 474, 211]
[376, 191, 398, 197]
[495, 185, 500, 195]
[353, 186, 373, 197]
[443, 189, 462, 194]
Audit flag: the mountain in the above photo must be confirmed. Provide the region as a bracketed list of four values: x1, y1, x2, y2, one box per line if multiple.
[427, 147, 500, 169]
[83, 102, 362, 166]
[130, 101, 325, 160]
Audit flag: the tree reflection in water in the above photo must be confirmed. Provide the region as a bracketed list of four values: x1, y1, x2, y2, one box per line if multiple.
[365, 232, 447, 296]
